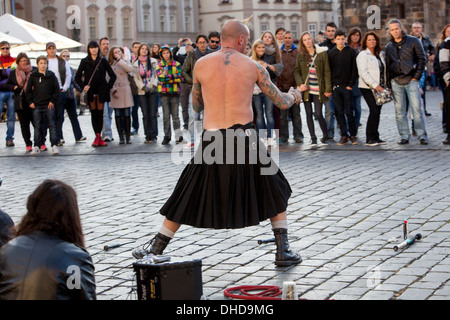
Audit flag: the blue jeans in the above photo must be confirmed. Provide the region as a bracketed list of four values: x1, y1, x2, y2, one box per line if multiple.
[102, 102, 114, 139]
[391, 79, 428, 140]
[0, 91, 15, 142]
[33, 107, 58, 147]
[252, 93, 275, 138]
[324, 96, 335, 139]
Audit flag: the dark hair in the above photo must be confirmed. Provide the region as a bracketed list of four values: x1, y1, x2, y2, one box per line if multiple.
[275, 27, 286, 35]
[326, 22, 337, 30]
[36, 55, 48, 65]
[87, 41, 100, 59]
[16, 52, 31, 66]
[99, 37, 109, 45]
[137, 43, 150, 58]
[196, 34, 208, 44]
[16, 180, 85, 248]
[335, 29, 347, 38]
[348, 27, 362, 46]
[0, 41, 10, 48]
[208, 31, 221, 40]
[361, 31, 382, 57]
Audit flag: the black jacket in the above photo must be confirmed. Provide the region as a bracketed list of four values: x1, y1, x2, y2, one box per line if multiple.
[385, 34, 426, 86]
[25, 70, 60, 108]
[75, 56, 116, 103]
[6, 67, 37, 110]
[0, 231, 96, 300]
[328, 45, 358, 88]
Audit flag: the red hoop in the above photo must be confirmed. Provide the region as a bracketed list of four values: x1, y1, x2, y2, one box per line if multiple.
[224, 286, 282, 301]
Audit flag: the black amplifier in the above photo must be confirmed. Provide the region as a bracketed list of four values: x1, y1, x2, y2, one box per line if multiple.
[133, 258, 203, 300]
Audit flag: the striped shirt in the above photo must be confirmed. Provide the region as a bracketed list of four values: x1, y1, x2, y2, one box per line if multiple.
[308, 55, 320, 95]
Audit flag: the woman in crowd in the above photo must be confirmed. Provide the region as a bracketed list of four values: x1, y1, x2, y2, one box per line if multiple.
[133, 43, 159, 144]
[0, 180, 96, 300]
[75, 41, 117, 147]
[348, 27, 363, 127]
[109, 46, 134, 145]
[294, 32, 332, 147]
[260, 31, 284, 135]
[151, 43, 162, 61]
[156, 45, 183, 146]
[356, 31, 387, 147]
[251, 39, 277, 145]
[6, 53, 36, 152]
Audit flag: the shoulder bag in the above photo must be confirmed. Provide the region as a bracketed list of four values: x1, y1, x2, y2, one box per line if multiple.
[80, 60, 101, 106]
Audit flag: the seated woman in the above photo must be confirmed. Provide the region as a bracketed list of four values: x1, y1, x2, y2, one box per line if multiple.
[0, 180, 96, 300]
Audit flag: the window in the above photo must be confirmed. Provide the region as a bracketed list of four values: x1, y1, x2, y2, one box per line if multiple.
[291, 23, 298, 40]
[89, 16, 97, 40]
[170, 15, 176, 32]
[46, 19, 56, 31]
[185, 15, 191, 33]
[160, 15, 165, 32]
[143, 14, 150, 32]
[107, 17, 115, 39]
[261, 23, 269, 33]
[123, 17, 131, 39]
[308, 24, 316, 41]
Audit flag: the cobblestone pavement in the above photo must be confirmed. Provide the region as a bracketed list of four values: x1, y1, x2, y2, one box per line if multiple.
[0, 90, 449, 300]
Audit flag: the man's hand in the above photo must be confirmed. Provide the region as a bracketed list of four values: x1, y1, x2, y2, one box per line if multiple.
[48, 102, 54, 110]
[30, 103, 36, 110]
[289, 87, 302, 105]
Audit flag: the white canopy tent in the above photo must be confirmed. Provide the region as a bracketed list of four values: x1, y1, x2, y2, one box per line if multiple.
[0, 13, 82, 53]
[0, 31, 25, 45]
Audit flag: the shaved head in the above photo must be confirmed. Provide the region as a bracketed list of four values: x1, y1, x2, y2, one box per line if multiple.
[221, 20, 250, 53]
[221, 20, 250, 42]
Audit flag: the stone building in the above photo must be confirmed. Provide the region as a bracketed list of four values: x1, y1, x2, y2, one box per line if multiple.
[340, 0, 450, 47]
[199, 0, 341, 42]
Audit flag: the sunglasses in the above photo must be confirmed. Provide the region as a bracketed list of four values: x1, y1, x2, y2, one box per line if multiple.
[210, 40, 220, 44]
[1, 47, 10, 50]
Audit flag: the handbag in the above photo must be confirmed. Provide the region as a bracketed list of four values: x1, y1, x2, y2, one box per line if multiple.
[80, 60, 101, 106]
[372, 87, 393, 106]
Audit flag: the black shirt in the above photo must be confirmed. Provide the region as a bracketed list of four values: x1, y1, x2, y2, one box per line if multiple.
[327, 45, 357, 87]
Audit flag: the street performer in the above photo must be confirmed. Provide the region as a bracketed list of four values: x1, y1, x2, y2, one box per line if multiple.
[133, 19, 303, 267]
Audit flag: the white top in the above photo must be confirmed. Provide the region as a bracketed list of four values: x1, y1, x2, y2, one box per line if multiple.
[47, 57, 71, 92]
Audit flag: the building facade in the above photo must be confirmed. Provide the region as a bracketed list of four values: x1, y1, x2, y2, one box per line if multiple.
[14, 0, 138, 49]
[340, 0, 450, 46]
[199, 0, 341, 42]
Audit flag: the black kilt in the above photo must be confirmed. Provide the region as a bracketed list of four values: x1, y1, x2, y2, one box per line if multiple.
[160, 123, 292, 229]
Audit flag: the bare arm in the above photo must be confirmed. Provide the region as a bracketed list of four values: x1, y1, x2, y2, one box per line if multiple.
[256, 63, 301, 110]
[192, 80, 204, 113]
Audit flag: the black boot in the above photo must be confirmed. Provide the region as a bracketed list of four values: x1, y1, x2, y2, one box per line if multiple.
[125, 116, 132, 144]
[273, 228, 302, 267]
[132, 233, 172, 259]
[115, 117, 125, 144]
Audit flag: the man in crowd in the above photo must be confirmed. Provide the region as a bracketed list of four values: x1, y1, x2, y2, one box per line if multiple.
[46, 42, 73, 146]
[411, 22, 435, 117]
[440, 33, 450, 145]
[385, 19, 428, 145]
[328, 29, 358, 146]
[99, 37, 114, 142]
[208, 31, 221, 52]
[0, 41, 16, 147]
[319, 22, 337, 140]
[278, 31, 303, 144]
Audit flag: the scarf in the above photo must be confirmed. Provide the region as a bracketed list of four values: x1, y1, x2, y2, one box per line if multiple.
[138, 56, 153, 86]
[265, 45, 277, 57]
[16, 63, 33, 89]
[194, 48, 211, 61]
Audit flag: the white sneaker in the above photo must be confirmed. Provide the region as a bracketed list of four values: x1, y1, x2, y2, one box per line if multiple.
[52, 146, 60, 155]
[32, 146, 40, 155]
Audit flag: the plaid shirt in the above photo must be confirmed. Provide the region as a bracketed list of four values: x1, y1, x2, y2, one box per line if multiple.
[156, 59, 182, 94]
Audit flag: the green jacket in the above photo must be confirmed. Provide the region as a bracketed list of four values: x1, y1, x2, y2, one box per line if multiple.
[294, 45, 332, 103]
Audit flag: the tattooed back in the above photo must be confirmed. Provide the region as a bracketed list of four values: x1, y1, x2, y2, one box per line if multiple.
[193, 48, 259, 131]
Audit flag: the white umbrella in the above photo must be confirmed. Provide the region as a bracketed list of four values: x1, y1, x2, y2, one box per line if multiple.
[0, 13, 82, 52]
[0, 31, 25, 45]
